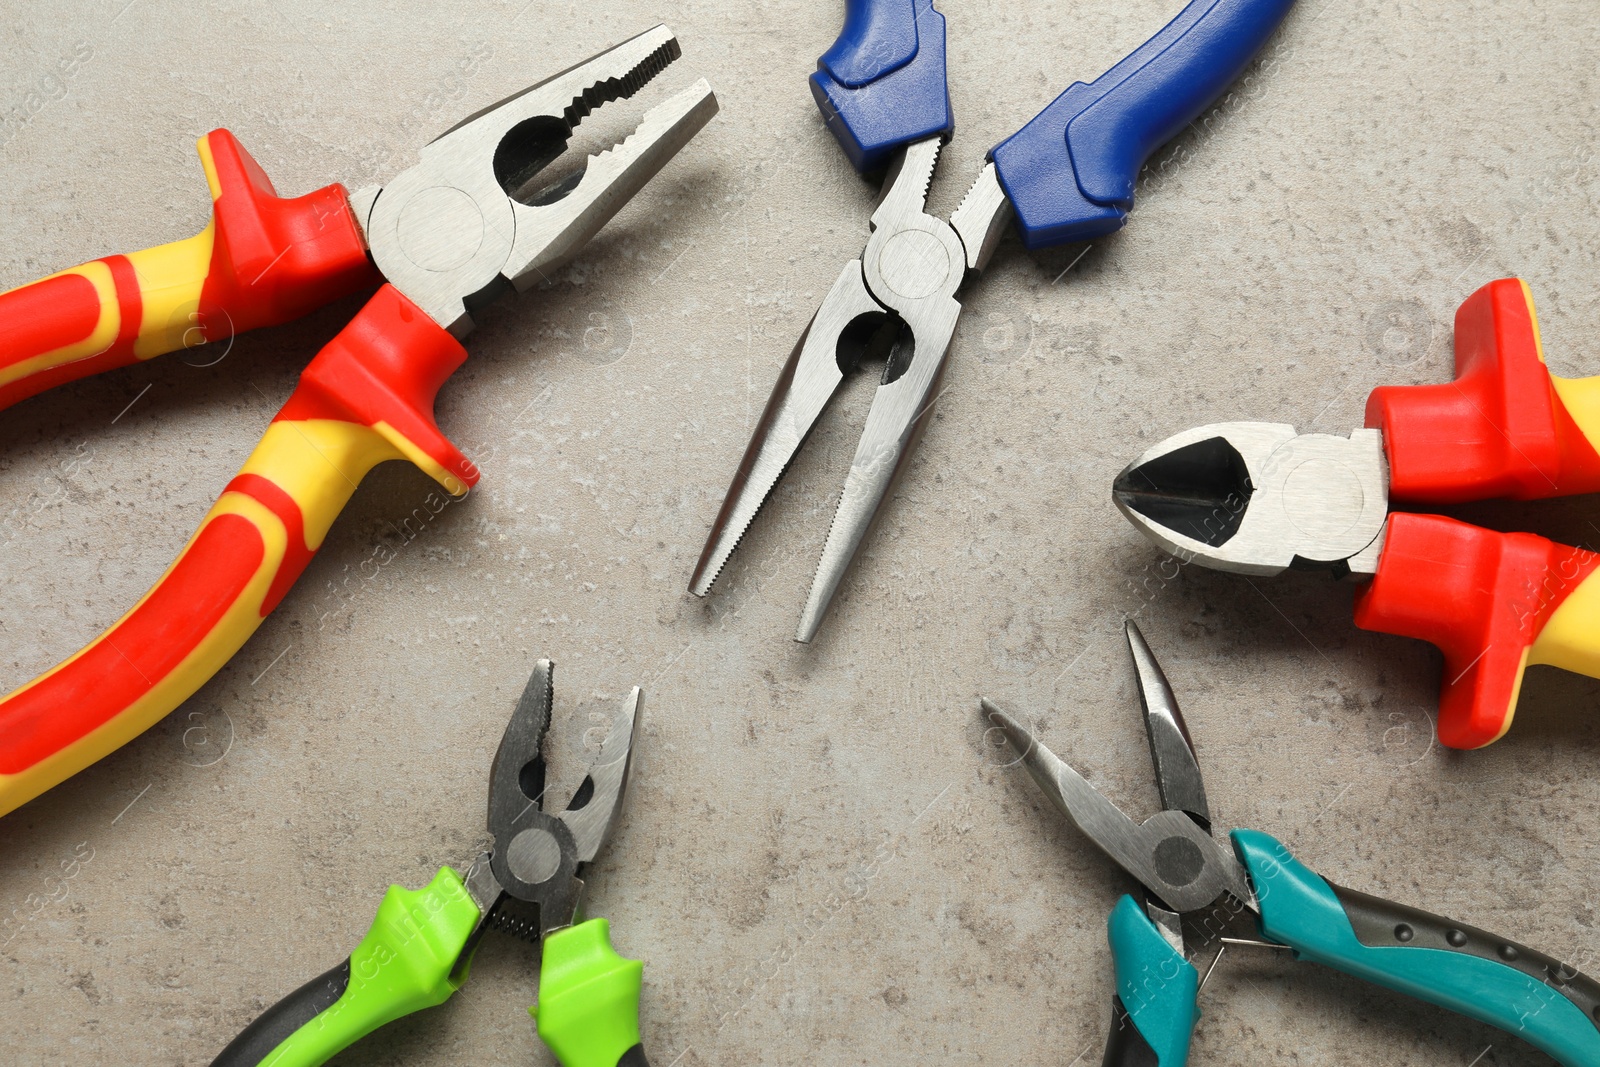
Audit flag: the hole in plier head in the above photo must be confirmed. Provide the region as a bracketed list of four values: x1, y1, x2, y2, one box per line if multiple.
[837, 311, 916, 385]
[494, 115, 580, 205]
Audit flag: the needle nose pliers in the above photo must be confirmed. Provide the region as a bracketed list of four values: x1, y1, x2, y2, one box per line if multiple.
[1113, 278, 1600, 748]
[0, 28, 716, 817]
[689, 0, 1296, 641]
[984, 621, 1600, 1067]
[211, 661, 649, 1067]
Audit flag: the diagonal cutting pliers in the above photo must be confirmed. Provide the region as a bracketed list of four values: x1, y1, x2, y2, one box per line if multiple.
[1114, 278, 1600, 748]
[211, 660, 650, 1067]
[0, 28, 716, 817]
[985, 621, 1600, 1067]
[689, 0, 1297, 641]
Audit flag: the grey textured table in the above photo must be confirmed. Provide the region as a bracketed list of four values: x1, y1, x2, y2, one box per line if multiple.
[3, 1, 1599, 1064]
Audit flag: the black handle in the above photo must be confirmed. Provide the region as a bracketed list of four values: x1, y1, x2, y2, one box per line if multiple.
[210, 958, 352, 1067]
[1101, 995, 1160, 1067]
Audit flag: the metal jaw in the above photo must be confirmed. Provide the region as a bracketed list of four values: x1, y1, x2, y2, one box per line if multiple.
[691, 136, 1008, 641]
[354, 25, 718, 338]
[983, 622, 1256, 927]
[469, 660, 642, 944]
[1113, 422, 1391, 577]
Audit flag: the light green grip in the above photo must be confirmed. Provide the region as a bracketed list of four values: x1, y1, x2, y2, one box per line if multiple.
[221, 867, 482, 1067]
[533, 918, 646, 1067]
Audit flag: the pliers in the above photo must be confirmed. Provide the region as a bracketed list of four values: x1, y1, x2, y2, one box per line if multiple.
[985, 622, 1600, 1067]
[689, 0, 1297, 641]
[1114, 278, 1600, 749]
[0, 29, 716, 816]
[211, 661, 649, 1067]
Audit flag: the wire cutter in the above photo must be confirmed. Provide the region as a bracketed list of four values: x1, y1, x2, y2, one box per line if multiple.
[1114, 278, 1600, 749]
[211, 661, 649, 1067]
[985, 621, 1600, 1067]
[0, 29, 716, 817]
[689, 0, 1296, 641]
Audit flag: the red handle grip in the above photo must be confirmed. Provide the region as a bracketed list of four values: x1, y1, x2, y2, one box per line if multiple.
[1364, 278, 1600, 503]
[1354, 513, 1600, 749]
[0, 285, 472, 816]
[0, 129, 376, 412]
[1354, 278, 1600, 747]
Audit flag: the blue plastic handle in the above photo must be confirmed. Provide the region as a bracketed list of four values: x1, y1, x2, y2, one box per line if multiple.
[1237, 829, 1600, 1067]
[992, 0, 1296, 248]
[810, 0, 952, 173]
[1104, 896, 1199, 1067]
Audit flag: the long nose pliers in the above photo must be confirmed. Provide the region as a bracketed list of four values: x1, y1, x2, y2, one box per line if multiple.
[984, 621, 1600, 1067]
[0, 29, 717, 817]
[689, 0, 1297, 641]
[1113, 278, 1600, 748]
[211, 661, 649, 1067]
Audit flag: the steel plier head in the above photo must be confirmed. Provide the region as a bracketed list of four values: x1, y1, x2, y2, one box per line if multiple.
[464, 660, 642, 948]
[985, 622, 1600, 1067]
[985, 623, 1256, 925]
[1113, 422, 1391, 577]
[356, 25, 718, 339]
[688, 138, 1001, 643]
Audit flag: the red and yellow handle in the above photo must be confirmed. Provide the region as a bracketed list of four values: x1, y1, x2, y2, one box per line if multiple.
[0, 129, 376, 412]
[1355, 279, 1600, 748]
[0, 285, 475, 816]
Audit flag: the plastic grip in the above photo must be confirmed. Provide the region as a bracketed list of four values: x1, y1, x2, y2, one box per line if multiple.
[991, 0, 1296, 248]
[1366, 278, 1600, 503]
[211, 867, 483, 1067]
[0, 284, 472, 817]
[1237, 829, 1600, 1067]
[534, 919, 649, 1067]
[819, 0, 919, 85]
[1353, 279, 1600, 748]
[810, 0, 952, 172]
[1103, 896, 1199, 1067]
[1353, 514, 1600, 749]
[0, 129, 375, 412]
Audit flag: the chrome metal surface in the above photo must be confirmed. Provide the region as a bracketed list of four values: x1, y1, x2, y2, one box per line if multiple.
[1147, 901, 1186, 956]
[693, 134, 1001, 641]
[358, 25, 717, 337]
[506, 826, 564, 885]
[800, 138, 964, 641]
[1114, 422, 1389, 576]
[949, 162, 1011, 273]
[984, 699, 1256, 914]
[558, 686, 642, 863]
[484, 661, 642, 937]
[688, 261, 882, 597]
[1125, 621, 1210, 830]
[462, 853, 505, 919]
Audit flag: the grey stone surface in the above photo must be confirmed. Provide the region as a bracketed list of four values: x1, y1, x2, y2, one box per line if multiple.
[2, 1, 1599, 1064]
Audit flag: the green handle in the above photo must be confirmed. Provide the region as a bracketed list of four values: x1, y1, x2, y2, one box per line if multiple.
[1236, 829, 1600, 1067]
[533, 918, 650, 1067]
[210, 867, 482, 1067]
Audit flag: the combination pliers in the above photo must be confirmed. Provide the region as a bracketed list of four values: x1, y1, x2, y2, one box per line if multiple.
[690, 0, 1297, 641]
[211, 661, 649, 1067]
[0, 29, 716, 816]
[985, 622, 1600, 1067]
[1114, 278, 1600, 748]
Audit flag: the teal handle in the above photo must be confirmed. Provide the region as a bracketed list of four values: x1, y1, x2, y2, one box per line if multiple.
[1236, 829, 1600, 1067]
[1104, 895, 1199, 1067]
